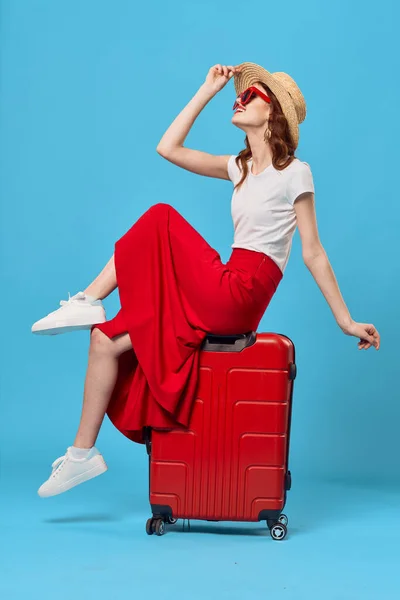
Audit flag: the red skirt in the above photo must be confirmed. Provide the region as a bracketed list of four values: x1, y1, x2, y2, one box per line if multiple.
[92, 203, 283, 444]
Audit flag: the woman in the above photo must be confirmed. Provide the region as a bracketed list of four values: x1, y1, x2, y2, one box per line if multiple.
[32, 62, 380, 498]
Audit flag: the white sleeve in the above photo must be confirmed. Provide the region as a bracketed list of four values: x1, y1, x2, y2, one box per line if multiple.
[227, 154, 240, 184]
[286, 162, 315, 205]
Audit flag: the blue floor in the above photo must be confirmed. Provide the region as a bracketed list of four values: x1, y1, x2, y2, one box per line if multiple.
[1, 466, 399, 599]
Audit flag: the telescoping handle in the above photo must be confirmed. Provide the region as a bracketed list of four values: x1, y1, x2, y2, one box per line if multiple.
[201, 331, 256, 353]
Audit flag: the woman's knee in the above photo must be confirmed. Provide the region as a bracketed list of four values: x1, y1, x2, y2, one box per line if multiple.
[90, 328, 114, 356]
[147, 202, 173, 216]
[90, 328, 132, 358]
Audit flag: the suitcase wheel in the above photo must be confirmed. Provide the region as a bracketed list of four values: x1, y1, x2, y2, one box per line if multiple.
[154, 519, 165, 536]
[267, 514, 288, 528]
[267, 515, 288, 540]
[146, 517, 154, 535]
[270, 522, 287, 542]
[146, 517, 165, 536]
[278, 514, 288, 527]
[166, 516, 178, 525]
[270, 523, 287, 541]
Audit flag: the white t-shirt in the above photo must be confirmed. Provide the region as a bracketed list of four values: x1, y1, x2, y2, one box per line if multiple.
[227, 155, 315, 273]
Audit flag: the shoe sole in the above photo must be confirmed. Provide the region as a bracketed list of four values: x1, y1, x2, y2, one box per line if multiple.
[38, 456, 108, 497]
[32, 316, 106, 335]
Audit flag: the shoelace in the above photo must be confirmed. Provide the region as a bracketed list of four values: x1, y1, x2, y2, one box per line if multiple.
[50, 450, 93, 478]
[59, 291, 86, 307]
[51, 454, 68, 478]
[46, 291, 86, 316]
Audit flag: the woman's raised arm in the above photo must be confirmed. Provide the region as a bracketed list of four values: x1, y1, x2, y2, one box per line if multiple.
[156, 64, 240, 180]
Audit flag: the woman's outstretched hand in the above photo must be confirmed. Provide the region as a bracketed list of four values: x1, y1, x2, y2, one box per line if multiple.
[204, 64, 242, 95]
[341, 319, 380, 350]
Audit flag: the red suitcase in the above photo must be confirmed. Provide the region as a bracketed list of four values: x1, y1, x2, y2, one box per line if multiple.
[144, 331, 296, 541]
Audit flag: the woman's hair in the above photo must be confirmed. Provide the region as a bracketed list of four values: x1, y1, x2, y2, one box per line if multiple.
[233, 82, 296, 191]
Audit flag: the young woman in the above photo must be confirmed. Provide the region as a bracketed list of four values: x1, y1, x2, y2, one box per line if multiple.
[32, 62, 380, 498]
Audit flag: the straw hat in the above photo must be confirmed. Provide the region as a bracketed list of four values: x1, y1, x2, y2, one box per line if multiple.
[233, 62, 307, 149]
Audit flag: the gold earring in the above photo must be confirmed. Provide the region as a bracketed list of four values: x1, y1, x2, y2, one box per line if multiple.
[264, 128, 272, 141]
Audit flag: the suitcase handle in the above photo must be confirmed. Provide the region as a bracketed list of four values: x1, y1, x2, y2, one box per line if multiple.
[201, 331, 256, 352]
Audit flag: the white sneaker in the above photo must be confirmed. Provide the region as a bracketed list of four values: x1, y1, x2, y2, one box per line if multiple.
[32, 291, 106, 335]
[37, 446, 108, 498]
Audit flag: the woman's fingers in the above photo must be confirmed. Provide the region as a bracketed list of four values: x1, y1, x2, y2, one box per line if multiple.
[206, 64, 239, 90]
[367, 325, 380, 349]
[228, 66, 237, 77]
[214, 64, 237, 77]
[360, 324, 380, 350]
[359, 342, 371, 350]
[345, 320, 380, 350]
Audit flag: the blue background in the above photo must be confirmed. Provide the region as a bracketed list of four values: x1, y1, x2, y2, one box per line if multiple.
[1, 1, 399, 598]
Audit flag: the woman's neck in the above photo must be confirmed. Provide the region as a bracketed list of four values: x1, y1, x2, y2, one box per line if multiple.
[247, 130, 273, 174]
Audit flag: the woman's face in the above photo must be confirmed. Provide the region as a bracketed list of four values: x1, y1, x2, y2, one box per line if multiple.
[231, 82, 272, 131]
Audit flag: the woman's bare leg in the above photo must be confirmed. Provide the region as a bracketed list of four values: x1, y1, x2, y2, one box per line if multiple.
[73, 328, 132, 448]
[84, 255, 117, 301]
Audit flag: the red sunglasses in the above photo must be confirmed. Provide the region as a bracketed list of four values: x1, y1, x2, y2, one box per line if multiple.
[233, 86, 271, 111]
